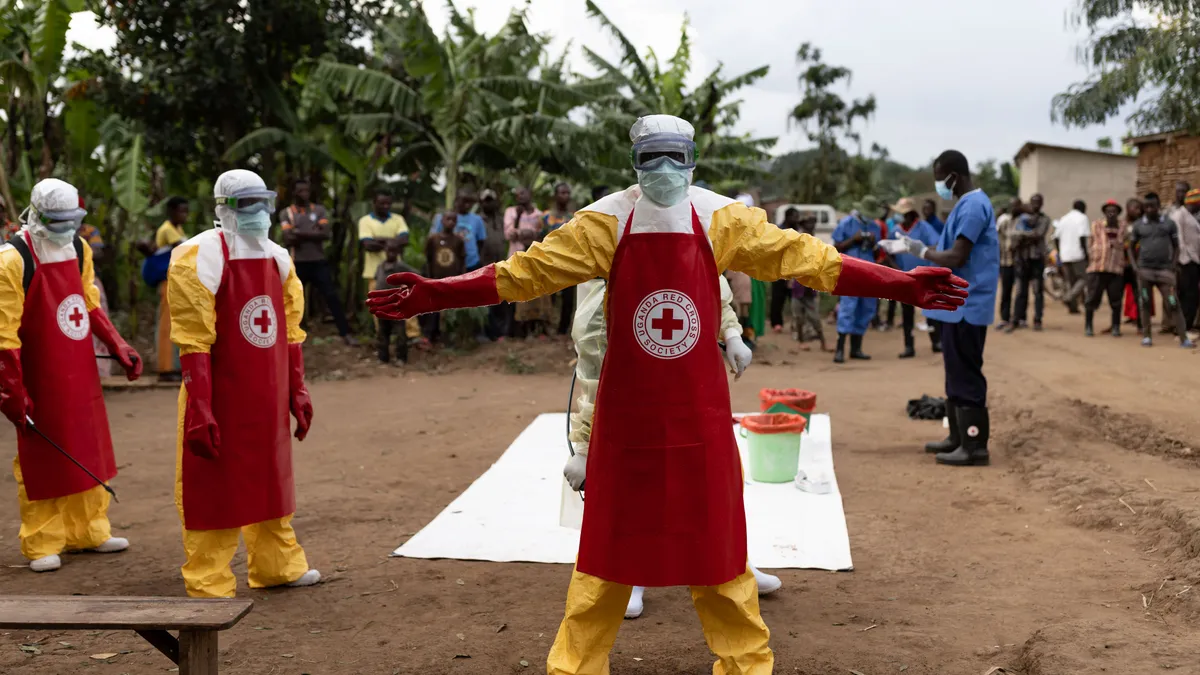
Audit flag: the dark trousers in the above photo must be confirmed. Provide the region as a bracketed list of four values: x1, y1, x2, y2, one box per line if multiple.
[557, 286, 577, 336]
[901, 304, 940, 346]
[770, 279, 789, 328]
[1179, 262, 1200, 332]
[420, 312, 442, 342]
[942, 321, 987, 408]
[486, 303, 509, 340]
[1013, 258, 1045, 324]
[1085, 272, 1123, 327]
[377, 319, 408, 363]
[295, 260, 352, 337]
[998, 265, 1015, 323]
[1062, 260, 1088, 311]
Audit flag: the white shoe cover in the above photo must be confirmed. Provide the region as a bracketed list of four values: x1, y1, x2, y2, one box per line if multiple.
[30, 554, 61, 572]
[286, 569, 321, 587]
[624, 586, 645, 619]
[92, 537, 129, 553]
[751, 565, 782, 595]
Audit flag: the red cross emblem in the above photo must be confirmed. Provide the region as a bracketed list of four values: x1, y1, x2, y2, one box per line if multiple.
[68, 307, 84, 328]
[56, 294, 90, 341]
[239, 295, 278, 348]
[634, 290, 700, 359]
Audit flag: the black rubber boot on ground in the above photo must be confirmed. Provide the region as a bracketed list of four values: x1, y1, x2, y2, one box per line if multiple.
[833, 333, 846, 364]
[925, 403, 959, 454]
[899, 335, 916, 359]
[1111, 307, 1122, 337]
[936, 406, 990, 466]
[1085, 310, 1094, 337]
[849, 334, 871, 360]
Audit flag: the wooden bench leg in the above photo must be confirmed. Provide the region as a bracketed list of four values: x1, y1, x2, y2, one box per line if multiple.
[135, 629, 180, 664]
[179, 629, 218, 675]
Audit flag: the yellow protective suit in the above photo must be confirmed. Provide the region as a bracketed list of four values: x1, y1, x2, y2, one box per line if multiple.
[0, 235, 114, 560]
[497, 186, 842, 675]
[168, 229, 310, 598]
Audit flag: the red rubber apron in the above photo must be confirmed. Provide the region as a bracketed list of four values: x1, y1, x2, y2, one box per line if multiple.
[576, 205, 746, 587]
[16, 232, 116, 500]
[182, 232, 294, 530]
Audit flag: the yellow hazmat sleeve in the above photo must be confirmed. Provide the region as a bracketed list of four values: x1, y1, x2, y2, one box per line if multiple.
[0, 247, 24, 350]
[283, 259, 306, 345]
[495, 211, 619, 302]
[167, 245, 218, 356]
[79, 241, 101, 311]
[709, 202, 843, 293]
[568, 280, 608, 447]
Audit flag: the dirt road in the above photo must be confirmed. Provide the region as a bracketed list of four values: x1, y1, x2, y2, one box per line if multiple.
[2, 304, 1199, 674]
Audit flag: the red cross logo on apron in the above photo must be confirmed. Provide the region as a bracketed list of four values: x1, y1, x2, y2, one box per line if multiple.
[55, 294, 90, 341]
[634, 290, 700, 359]
[239, 295, 278, 348]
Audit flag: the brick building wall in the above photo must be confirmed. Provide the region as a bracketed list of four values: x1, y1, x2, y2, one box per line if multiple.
[1133, 133, 1200, 197]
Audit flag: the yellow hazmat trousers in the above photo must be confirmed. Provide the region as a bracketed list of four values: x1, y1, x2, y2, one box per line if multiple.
[547, 565, 773, 675]
[174, 388, 309, 598]
[13, 457, 112, 560]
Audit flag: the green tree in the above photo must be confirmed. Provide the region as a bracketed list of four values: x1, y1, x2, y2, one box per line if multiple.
[1052, 0, 1200, 133]
[788, 42, 878, 204]
[581, 1, 774, 188]
[311, 2, 597, 209]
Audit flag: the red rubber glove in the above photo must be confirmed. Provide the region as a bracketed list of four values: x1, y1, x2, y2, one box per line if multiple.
[288, 343, 313, 441]
[89, 308, 143, 381]
[0, 349, 32, 432]
[367, 265, 501, 321]
[833, 256, 968, 311]
[180, 353, 220, 459]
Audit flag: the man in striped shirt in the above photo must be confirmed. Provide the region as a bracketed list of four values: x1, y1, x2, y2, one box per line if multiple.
[996, 198, 1021, 329]
[1084, 200, 1128, 337]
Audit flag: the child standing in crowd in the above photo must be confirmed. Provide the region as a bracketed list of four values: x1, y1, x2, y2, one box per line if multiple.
[375, 239, 415, 363]
[505, 186, 551, 339]
[422, 211, 468, 345]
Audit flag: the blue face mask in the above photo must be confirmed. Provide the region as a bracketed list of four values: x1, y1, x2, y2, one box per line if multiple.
[638, 163, 690, 206]
[935, 175, 957, 201]
[236, 210, 272, 236]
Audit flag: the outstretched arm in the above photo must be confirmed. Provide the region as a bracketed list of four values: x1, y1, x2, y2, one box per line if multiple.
[367, 212, 618, 321]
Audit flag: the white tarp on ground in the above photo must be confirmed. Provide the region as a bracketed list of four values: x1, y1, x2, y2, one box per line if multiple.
[393, 413, 853, 571]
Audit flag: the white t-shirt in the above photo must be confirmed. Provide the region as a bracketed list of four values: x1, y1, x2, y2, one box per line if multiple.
[1055, 209, 1090, 263]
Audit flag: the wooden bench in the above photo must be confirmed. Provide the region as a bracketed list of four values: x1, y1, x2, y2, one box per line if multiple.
[0, 596, 253, 675]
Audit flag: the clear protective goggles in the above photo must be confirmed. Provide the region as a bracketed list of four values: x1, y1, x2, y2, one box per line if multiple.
[630, 134, 697, 171]
[219, 189, 277, 214]
[37, 207, 87, 233]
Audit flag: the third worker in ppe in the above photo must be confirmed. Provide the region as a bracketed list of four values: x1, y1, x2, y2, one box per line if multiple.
[0, 178, 141, 572]
[831, 206, 882, 363]
[168, 169, 320, 598]
[565, 276, 780, 622]
[369, 115, 967, 675]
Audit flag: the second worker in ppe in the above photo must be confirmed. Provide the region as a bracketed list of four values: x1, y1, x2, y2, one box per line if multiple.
[0, 178, 141, 573]
[168, 169, 319, 598]
[565, 276, 779, 623]
[369, 115, 967, 674]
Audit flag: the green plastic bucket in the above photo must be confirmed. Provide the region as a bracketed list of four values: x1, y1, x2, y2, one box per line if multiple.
[740, 414, 807, 483]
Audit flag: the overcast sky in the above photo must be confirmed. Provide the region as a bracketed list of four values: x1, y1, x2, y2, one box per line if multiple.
[67, 0, 1131, 170]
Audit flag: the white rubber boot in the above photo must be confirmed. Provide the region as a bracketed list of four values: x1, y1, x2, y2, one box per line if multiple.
[91, 537, 129, 553]
[286, 569, 321, 587]
[751, 564, 782, 595]
[624, 585, 645, 619]
[30, 554, 61, 572]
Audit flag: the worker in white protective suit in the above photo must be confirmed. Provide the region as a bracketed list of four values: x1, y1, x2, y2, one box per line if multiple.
[168, 169, 319, 598]
[0, 179, 141, 572]
[564, 277, 782, 619]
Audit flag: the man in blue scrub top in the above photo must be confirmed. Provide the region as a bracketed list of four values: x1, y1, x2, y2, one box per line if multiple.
[886, 198, 943, 358]
[832, 207, 883, 364]
[898, 150, 999, 467]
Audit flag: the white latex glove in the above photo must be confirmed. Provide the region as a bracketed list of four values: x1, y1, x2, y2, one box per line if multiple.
[564, 444, 588, 491]
[902, 235, 929, 259]
[724, 335, 753, 380]
[877, 238, 909, 255]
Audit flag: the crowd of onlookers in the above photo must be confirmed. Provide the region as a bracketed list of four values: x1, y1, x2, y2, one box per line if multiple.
[995, 182, 1199, 348]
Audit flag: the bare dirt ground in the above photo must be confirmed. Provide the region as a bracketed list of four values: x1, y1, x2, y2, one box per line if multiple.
[4, 303, 1200, 674]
